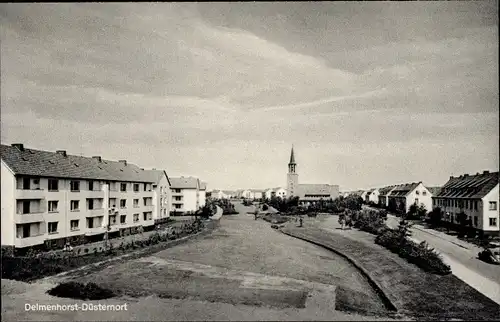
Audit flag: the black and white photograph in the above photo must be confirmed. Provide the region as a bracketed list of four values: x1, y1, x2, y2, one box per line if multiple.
[1, 1, 499, 321]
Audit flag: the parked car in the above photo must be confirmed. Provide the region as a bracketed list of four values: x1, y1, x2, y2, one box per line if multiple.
[478, 244, 500, 265]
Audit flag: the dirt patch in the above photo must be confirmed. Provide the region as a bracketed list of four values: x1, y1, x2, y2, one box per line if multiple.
[47, 282, 115, 300]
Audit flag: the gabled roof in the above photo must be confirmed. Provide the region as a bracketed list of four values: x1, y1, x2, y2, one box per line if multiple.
[389, 182, 420, 197]
[435, 172, 498, 199]
[1, 144, 154, 183]
[142, 169, 171, 186]
[170, 176, 199, 189]
[379, 185, 397, 196]
[427, 186, 442, 196]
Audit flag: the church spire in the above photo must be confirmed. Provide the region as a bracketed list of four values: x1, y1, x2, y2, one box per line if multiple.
[289, 145, 296, 164]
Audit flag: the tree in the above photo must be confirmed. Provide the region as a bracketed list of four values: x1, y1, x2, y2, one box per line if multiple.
[345, 195, 363, 211]
[429, 207, 443, 227]
[456, 212, 468, 238]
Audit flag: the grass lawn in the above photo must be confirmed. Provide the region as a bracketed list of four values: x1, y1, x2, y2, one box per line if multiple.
[283, 225, 500, 321]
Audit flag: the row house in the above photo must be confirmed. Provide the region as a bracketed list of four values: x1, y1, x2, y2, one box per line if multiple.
[378, 186, 397, 207]
[432, 171, 499, 236]
[142, 169, 172, 223]
[387, 182, 433, 214]
[199, 182, 207, 208]
[1, 144, 157, 251]
[170, 176, 205, 214]
[365, 188, 380, 204]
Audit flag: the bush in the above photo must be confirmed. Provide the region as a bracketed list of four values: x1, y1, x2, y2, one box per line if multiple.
[375, 226, 451, 275]
[352, 210, 386, 235]
[262, 204, 269, 211]
[47, 282, 115, 300]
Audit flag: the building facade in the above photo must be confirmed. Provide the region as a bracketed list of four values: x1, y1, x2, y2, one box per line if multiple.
[432, 171, 499, 236]
[143, 169, 172, 222]
[378, 186, 396, 207]
[170, 177, 202, 214]
[387, 182, 433, 214]
[199, 182, 207, 207]
[1, 144, 156, 250]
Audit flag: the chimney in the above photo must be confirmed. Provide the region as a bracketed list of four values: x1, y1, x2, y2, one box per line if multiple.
[464, 174, 469, 177]
[118, 160, 127, 166]
[56, 150, 67, 157]
[92, 156, 102, 162]
[483, 170, 490, 175]
[11, 143, 24, 151]
[450, 176, 454, 180]
[152, 168, 156, 170]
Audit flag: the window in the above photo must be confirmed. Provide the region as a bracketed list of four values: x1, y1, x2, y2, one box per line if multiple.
[109, 215, 117, 225]
[88, 181, 94, 191]
[87, 199, 94, 210]
[422, 191, 427, 196]
[415, 190, 420, 195]
[70, 220, 79, 231]
[70, 180, 80, 191]
[48, 179, 59, 191]
[133, 199, 139, 208]
[120, 215, 126, 224]
[489, 201, 497, 211]
[133, 214, 139, 222]
[120, 199, 127, 208]
[174, 189, 181, 193]
[474, 216, 478, 227]
[48, 201, 58, 212]
[489, 218, 497, 226]
[87, 218, 94, 229]
[474, 200, 478, 211]
[22, 177, 31, 190]
[414, 198, 419, 205]
[144, 197, 152, 206]
[109, 198, 117, 208]
[70, 200, 79, 211]
[48, 222, 58, 234]
[143, 212, 152, 221]
[120, 183, 127, 192]
[175, 204, 181, 209]
[22, 201, 30, 214]
[175, 196, 182, 201]
[134, 184, 139, 192]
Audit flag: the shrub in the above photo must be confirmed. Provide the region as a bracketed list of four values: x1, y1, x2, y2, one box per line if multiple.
[352, 210, 386, 235]
[47, 282, 115, 300]
[84, 248, 89, 254]
[262, 204, 269, 211]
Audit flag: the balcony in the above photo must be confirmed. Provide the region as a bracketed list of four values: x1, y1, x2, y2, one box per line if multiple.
[86, 208, 105, 217]
[171, 191, 183, 196]
[15, 234, 46, 248]
[15, 188, 45, 200]
[15, 213, 45, 224]
[85, 226, 105, 236]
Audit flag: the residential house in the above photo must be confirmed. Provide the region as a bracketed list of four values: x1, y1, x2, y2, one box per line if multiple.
[273, 187, 287, 199]
[365, 188, 380, 204]
[239, 189, 253, 199]
[387, 182, 433, 214]
[264, 188, 274, 200]
[378, 186, 397, 207]
[223, 190, 236, 199]
[1, 143, 156, 251]
[360, 190, 368, 201]
[250, 189, 263, 200]
[211, 189, 229, 200]
[432, 171, 499, 237]
[170, 176, 201, 214]
[142, 169, 172, 222]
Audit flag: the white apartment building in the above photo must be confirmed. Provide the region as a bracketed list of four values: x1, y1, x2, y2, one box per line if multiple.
[1, 143, 156, 251]
[387, 182, 433, 214]
[432, 171, 499, 236]
[143, 169, 172, 222]
[200, 182, 207, 207]
[170, 176, 202, 214]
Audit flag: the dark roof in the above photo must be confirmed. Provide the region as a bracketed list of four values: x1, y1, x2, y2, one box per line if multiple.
[379, 186, 396, 195]
[142, 169, 171, 186]
[427, 186, 442, 196]
[1, 144, 154, 183]
[389, 182, 420, 197]
[170, 176, 199, 189]
[434, 172, 498, 199]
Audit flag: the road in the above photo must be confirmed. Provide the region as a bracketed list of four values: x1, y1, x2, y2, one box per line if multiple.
[2, 203, 399, 321]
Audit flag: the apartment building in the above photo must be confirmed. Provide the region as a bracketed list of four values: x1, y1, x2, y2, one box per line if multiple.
[200, 182, 207, 207]
[170, 176, 201, 214]
[1, 143, 156, 251]
[387, 182, 433, 214]
[432, 171, 499, 236]
[142, 169, 172, 222]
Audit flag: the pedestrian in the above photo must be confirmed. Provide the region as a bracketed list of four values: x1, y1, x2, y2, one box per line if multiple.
[299, 217, 303, 227]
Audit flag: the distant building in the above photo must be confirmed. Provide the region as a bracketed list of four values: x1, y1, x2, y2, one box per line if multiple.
[285, 146, 339, 204]
[264, 187, 287, 199]
[432, 171, 499, 236]
[199, 181, 207, 207]
[365, 188, 380, 204]
[170, 176, 202, 214]
[360, 190, 368, 201]
[250, 189, 263, 200]
[142, 169, 172, 221]
[387, 182, 433, 214]
[378, 186, 397, 207]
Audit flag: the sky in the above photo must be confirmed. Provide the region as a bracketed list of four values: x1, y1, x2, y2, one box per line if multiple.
[1, 2, 498, 191]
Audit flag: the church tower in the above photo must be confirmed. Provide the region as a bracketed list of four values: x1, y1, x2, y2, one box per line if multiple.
[287, 146, 299, 197]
